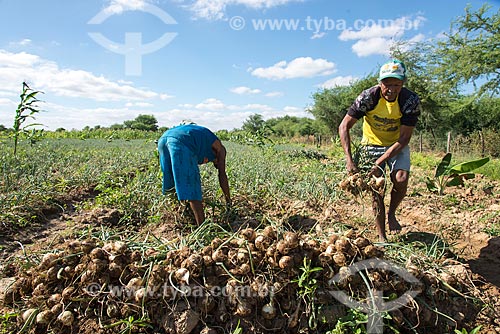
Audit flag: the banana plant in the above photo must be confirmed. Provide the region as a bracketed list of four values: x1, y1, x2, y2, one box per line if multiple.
[426, 152, 490, 195]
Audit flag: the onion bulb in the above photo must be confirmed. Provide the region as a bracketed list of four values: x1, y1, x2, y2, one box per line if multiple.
[22, 309, 38, 323]
[261, 302, 276, 319]
[57, 310, 74, 326]
[36, 310, 54, 324]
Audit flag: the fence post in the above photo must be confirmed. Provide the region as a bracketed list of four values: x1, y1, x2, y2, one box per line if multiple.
[315, 134, 321, 148]
[446, 132, 451, 153]
[480, 130, 485, 157]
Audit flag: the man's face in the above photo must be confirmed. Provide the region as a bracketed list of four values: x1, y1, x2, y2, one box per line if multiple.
[379, 78, 404, 102]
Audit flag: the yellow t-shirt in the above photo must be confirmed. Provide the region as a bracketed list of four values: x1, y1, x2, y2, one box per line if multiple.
[361, 95, 401, 146]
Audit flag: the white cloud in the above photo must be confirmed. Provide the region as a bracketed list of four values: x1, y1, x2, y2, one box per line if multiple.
[185, 0, 303, 20]
[339, 25, 401, 42]
[0, 50, 307, 131]
[194, 98, 223, 110]
[0, 50, 170, 102]
[407, 33, 426, 44]
[47, 71, 159, 101]
[230, 86, 261, 95]
[8, 39, 32, 48]
[350, 34, 426, 57]
[282, 105, 308, 115]
[352, 37, 393, 57]
[0, 51, 40, 69]
[154, 108, 246, 131]
[192, 98, 274, 113]
[0, 50, 175, 129]
[159, 93, 174, 100]
[195, 98, 227, 110]
[0, 101, 143, 131]
[319, 76, 358, 89]
[125, 102, 155, 107]
[237, 103, 274, 113]
[230, 86, 285, 97]
[186, 0, 226, 20]
[0, 88, 308, 132]
[265, 91, 284, 98]
[251, 57, 336, 80]
[153, 98, 309, 131]
[104, 0, 147, 14]
[0, 98, 15, 107]
[339, 15, 427, 57]
[311, 32, 326, 40]
[0, 97, 18, 127]
[0, 90, 16, 98]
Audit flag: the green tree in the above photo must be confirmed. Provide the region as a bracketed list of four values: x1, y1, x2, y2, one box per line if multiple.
[123, 114, 158, 131]
[431, 4, 500, 97]
[391, 43, 451, 138]
[110, 123, 124, 130]
[297, 118, 315, 136]
[447, 96, 500, 134]
[310, 119, 330, 137]
[264, 116, 329, 138]
[242, 114, 265, 132]
[268, 115, 299, 137]
[276, 119, 298, 137]
[309, 75, 376, 136]
[215, 129, 230, 141]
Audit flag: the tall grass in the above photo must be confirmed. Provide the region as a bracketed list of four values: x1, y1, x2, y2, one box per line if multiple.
[412, 151, 500, 180]
[1, 139, 345, 230]
[1, 137, 497, 232]
[0, 139, 159, 228]
[202, 143, 342, 210]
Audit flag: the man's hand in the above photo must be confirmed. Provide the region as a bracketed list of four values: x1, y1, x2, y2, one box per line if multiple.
[223, 199, 237, 222]
[369, 164, 383, 177]
[346, 161, 359, 175]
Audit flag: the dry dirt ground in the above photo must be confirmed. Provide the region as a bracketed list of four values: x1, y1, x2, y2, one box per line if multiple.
[328, 174, 500, 333]
[340, 180, 500, 288]
[0, 169, 499, 333]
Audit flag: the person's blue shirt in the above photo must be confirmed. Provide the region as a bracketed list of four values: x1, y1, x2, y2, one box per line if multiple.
[161, 124, 218, 164]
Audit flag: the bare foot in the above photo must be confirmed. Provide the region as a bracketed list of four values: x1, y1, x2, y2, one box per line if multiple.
[388, 215, 402, 233]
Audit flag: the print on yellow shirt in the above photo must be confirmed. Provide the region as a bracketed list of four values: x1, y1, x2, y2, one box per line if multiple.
[361, 96, 402, 146]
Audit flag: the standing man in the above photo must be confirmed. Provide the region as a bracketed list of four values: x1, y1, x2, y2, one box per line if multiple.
[158, 123, 231, 224]
[339, 59, 421, 242]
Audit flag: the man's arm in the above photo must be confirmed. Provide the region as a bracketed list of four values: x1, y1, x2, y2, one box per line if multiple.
[339, 114, 359, 174]
[212, 140, 231, 204]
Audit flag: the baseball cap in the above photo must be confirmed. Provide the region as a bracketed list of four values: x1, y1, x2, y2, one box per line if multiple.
[378, 59, 406, 81]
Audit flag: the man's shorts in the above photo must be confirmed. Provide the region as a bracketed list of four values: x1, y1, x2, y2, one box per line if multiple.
[361, 145, 411, 173]
[157, 136, 202, 201]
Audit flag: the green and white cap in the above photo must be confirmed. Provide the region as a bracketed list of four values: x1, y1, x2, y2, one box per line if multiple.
[378, 59, 406, 81]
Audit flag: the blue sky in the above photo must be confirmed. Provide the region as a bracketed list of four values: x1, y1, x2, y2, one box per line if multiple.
[0, 0, 496, 132]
